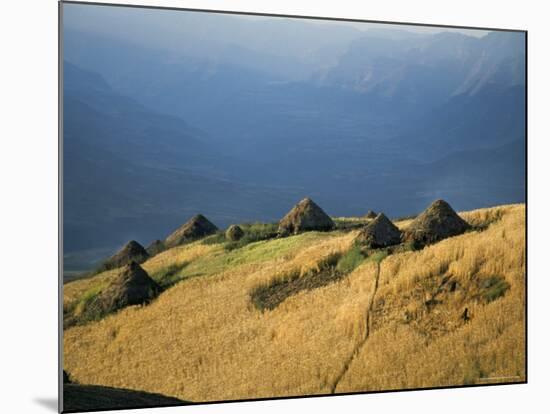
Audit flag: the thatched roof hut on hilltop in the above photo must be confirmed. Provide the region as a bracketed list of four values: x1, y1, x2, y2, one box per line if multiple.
[164, 214, 218, 247]
[355, 213, 402, 248]
[98, 240, 149, 272]
[278, 197, 335, 236]
[86, 262, 161, 317]
[403, 199, 470, 245]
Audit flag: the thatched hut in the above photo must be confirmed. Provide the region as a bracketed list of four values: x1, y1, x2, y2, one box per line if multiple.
[164, 214, 218, 247]
[355, 213, 402, 248]
[278, 197, 335, 235]
[403, 199, 470, 245]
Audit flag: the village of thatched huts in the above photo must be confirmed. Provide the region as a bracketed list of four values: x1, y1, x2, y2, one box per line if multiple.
[164, 214, 218, 248]
[403, 199, 470, 245]
[278, 197, 335, 235]
[355, 213, 402, 248]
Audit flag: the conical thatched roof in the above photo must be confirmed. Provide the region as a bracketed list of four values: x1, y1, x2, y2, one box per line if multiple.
[225, 224, 244, 241]
[364, 210, 377, 219]
[145, 239, 165, 256]
[88, 262, 161, 316]
[164, 214, 218, 247]
[403, 199, 470, 245]
[98, 240, 149, 272]
[278, 197, 335, 235]
[355, 213, 402, 248]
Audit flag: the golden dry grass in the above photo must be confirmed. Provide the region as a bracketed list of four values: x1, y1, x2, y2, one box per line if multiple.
[336, 203, 525, 391]
[64, 204, 525, 402]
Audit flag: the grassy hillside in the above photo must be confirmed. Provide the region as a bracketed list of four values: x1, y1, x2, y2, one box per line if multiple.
[63, 204, 525, 402]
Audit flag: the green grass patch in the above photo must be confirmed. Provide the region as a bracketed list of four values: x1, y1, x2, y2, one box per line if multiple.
[186, 232, 334, 279]
[74, 283, 107, 316]
[65, 282, 111, 327]
[366, 250, 389, 264]
[224, 222, 279, 251]
[151, 262, 190, 287]
[333, 217, 370, 231]
[201, 232, 227, 245]
[201, 222, 279, 251]
[336, 245, 365, 274]
[481, 276, 510, 303]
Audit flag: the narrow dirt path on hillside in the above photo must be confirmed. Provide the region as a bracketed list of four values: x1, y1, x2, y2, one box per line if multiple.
[329, 260, 382, 394]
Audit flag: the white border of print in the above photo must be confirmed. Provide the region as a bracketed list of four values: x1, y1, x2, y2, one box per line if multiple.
[1, 1, 548, 413]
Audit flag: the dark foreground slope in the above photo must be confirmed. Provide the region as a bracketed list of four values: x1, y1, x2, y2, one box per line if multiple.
[63, 383, 187, 412]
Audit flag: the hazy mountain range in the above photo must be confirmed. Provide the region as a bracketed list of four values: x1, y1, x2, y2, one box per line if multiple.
[62, 5, 525, 275]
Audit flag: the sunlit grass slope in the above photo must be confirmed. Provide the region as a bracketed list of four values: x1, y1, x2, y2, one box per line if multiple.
[64, 204, 525, 401]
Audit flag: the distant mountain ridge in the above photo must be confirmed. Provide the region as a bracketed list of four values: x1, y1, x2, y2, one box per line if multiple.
[62, 20, 525, 275]
[317, 31, 525, 115]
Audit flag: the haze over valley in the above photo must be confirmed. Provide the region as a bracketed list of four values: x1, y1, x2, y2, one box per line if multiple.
[62, 5, 525, 276]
